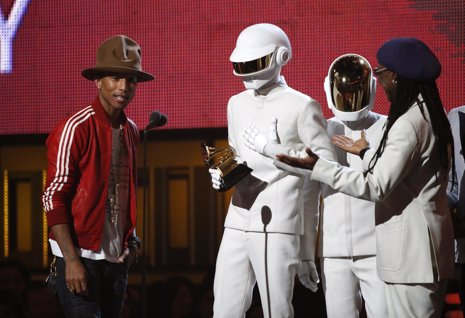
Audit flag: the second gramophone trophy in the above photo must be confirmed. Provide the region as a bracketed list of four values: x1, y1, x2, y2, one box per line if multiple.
[201, 142, 252, 191]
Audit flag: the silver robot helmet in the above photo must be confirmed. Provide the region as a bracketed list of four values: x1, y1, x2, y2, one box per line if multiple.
[230, 23, 291, 90]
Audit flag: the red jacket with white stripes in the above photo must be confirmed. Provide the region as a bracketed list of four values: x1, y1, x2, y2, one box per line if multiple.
[42, 97, 140, 251]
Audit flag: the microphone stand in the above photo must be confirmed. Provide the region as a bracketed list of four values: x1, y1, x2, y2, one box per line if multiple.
[142, 127, 149, 318]
[264, 225, 271, 318]
[141, 111, 167, 318]
[261, 206, 272, 318]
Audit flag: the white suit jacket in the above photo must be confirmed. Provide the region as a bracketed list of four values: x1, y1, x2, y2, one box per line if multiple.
[312, 98, 454, 283]
[447, 105, 465, 264]
[320, 112, 386, 258]
[225, 77, 335, 260]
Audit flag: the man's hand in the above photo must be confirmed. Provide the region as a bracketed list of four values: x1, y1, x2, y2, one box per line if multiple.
[331, 130, 369, 156]
[298, 260, 319, 292]
[51, 224, 88, 295]
[118, 247, 138, 266]
[276, 148, 319, 170]
[209, 168, 225, 190]
[65, 257, 88, 295]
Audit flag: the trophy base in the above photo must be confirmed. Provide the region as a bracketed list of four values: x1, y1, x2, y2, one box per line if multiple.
[220, 164, 253, 192]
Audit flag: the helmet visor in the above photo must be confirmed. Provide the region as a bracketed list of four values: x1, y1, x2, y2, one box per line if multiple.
[329, 55, 372, 113]
[232, 52, 273, 76]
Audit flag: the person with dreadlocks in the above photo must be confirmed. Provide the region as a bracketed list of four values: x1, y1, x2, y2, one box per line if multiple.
[276, 37, 455, 318]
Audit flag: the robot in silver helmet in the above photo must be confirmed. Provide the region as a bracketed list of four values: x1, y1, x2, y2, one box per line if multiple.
[209, 23, 336, 317]
[229, 23, 292, 91]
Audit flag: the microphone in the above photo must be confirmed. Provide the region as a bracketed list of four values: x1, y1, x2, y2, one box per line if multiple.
[145, 111, 167, 130]
[261, 205, 272, 228]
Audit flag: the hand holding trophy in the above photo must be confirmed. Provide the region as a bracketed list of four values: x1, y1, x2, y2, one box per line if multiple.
[201, 142, 252, 191]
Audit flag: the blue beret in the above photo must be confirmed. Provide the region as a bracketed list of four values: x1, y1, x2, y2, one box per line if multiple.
[377, 37, 441, 81]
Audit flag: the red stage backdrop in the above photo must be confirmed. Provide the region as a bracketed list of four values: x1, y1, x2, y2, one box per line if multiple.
[0, 0, 463, 134]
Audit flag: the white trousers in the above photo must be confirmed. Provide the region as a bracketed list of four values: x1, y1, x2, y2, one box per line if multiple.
[213, 228, 300, 318]
[385, 280, 447, 318]
[320, 256, 388, 318]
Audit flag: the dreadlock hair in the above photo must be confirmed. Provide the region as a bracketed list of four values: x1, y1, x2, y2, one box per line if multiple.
[366, 76, 455, 185]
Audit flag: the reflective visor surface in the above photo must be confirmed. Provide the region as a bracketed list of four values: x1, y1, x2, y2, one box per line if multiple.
[232, 53, 273, 75]
[329, 56, 371, 112]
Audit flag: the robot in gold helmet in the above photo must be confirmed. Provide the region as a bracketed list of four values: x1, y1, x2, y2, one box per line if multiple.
[324, 54, 376, 122]
[319, 54, 388, 318]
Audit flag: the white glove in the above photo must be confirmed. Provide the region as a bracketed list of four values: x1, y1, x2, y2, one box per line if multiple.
[209, 168, 224, 190]
[298, 260, 319, 292]
[242, 118, 278, 157]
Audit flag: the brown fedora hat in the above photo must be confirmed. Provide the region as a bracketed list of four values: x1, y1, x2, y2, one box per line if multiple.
[82, 35, 154, 82]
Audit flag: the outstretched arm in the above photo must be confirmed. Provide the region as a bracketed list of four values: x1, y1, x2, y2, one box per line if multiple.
[276, 148, 320, 170]
[276, 131, 370, 170]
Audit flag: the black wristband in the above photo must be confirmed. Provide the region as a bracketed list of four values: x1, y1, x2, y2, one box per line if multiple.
[359, 147, 370, 159]
[128, 236, 141, 250]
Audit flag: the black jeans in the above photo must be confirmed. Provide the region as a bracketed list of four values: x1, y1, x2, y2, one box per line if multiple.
[55, 256, 128, 318]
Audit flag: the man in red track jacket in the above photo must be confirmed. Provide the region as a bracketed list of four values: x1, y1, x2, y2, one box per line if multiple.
[42, 35, 154, 317]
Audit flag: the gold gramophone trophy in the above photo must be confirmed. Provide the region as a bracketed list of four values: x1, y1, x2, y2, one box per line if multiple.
[201, 142, 252, 191]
